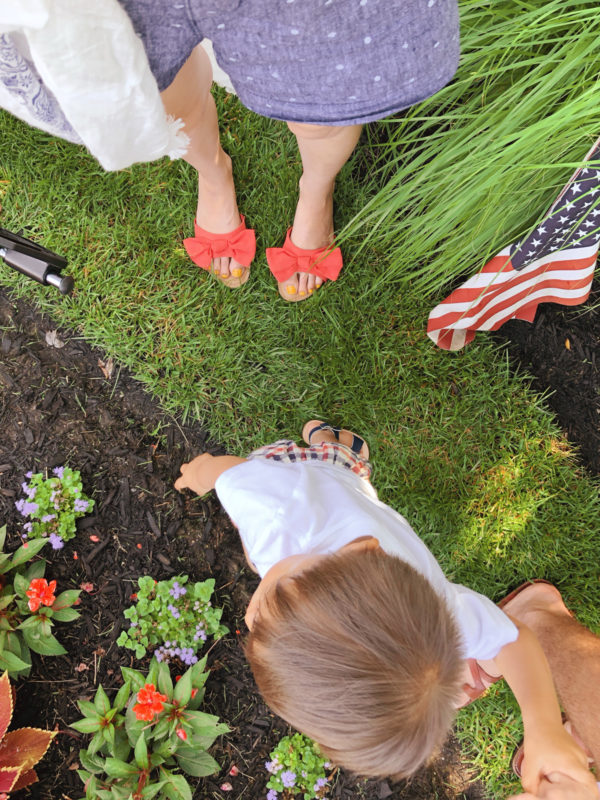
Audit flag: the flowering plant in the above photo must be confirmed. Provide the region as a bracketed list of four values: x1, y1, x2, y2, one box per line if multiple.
[116, 575, 228, 662]
[266, 734, 333, 800]
[0, 525, 80, 677]
[15, 466, 94, 550]
[71, 656, 228, 799]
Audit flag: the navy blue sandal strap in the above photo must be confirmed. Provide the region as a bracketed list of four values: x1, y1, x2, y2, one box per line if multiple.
[307, 422, 366, 456]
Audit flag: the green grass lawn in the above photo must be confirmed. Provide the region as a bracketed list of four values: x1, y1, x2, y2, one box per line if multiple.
[1, 74, 599, 798]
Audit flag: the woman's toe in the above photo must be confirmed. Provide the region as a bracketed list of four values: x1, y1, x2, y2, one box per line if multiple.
[297, 273, 309, 297]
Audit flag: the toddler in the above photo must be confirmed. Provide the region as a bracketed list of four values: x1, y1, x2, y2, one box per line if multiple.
[175, 421, 590, 791]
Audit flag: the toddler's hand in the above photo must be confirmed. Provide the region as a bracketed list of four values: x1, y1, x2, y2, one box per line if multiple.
[174, 453, 217, 496]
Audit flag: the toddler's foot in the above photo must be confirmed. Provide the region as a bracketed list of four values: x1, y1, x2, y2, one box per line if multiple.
[194, 154, 251, 287]
[302, 419, 369, 459]
[277, 179, 335, 300]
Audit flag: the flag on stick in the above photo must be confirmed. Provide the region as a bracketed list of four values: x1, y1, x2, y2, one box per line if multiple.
[427, 138, 600, 351]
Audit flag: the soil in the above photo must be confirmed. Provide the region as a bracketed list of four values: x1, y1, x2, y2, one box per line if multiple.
[0, 286, 483, 800]
[493, 279, 600, 475]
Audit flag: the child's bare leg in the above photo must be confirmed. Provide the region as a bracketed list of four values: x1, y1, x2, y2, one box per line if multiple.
[160, 44, 246, 281]
[301, 419, 369, 459]
[502, 583, 600, 766]
[281, 122, 363, 298]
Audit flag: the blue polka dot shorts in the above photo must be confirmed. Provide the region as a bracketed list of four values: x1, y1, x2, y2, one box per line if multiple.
[117, 0, 459, 125]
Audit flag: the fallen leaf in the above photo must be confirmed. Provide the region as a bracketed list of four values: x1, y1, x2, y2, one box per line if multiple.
[89, 535, 100, 543]
[220, 783, 233, 792]
[45, 330, 65, 349]
[229, 766, 239, 777]
[68, 762, 80, 770]
[565, 338, 571, 350]
[98, 357, 114, 379]
[74, 663, 88, 673]
[79, 582, 94, 593]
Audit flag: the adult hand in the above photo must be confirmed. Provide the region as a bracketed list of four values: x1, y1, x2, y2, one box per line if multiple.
[521, 723, 593, 795]
[509, 772, 600, 800]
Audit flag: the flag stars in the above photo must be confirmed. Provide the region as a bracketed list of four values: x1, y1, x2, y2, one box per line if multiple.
[571, 183, 582, 194]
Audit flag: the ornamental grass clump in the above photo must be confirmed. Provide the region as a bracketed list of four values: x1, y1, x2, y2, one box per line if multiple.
[266, 733, 333, 800]
[0, 525, 80, 677]
[117, 575, 227, 662]
[71, 656, 228, 800]
[15, 466, 94, 550]
[0, 670, 56, 796]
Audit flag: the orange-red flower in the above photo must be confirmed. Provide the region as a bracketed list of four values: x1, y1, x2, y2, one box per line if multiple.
[132, 684, 167, 721]
[26, 578, 57, 613]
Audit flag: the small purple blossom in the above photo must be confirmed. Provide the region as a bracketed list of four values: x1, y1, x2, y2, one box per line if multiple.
[313, 778, 328, 791]
[41, 514, 56, 523]
[281, 771, 296, 789]
[265, 761, 278, 775]
[267, 791, 278, 800]
[167, 604, 181, 620]
[15, 499, 38, 517]
[48, 533, 64, 550]
[52, 466, 65, 479]
[73, 498, 90, 513]
[23, 522, 33, 533]
[169, 581, 187, 599]
[25, 471, 33, 479]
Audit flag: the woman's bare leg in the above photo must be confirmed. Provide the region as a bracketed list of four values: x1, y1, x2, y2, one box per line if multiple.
[160, 45, 246, 281]
[282, 122, 363, 298]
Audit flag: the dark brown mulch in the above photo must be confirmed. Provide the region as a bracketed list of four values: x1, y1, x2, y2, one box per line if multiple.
[493, 278, 600, 475]
[0, 286, 481, 800]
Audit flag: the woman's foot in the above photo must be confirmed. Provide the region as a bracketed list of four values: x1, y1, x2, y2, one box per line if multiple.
[302, 419, 369, 459]
[276, 177, 335, 300]
[194, 152, 250, 287]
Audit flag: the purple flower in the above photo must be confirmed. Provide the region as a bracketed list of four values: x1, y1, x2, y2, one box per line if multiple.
[41, 514, 56, 523]
[16, 500, 38, 517]
[281, 771, 296, 788]
[265, 762, 277, 775]
[167, 604, 180, 619]
[267, 791, 278, 800]
[73, 499, 89, 513]
[23, 522, 33, 533]
[52, 466, 65, 479]
[48, 533, 64, 550]
[25, 471, 33, 479]
[169, 581, 187, 599]
[313, 778, 328, 791]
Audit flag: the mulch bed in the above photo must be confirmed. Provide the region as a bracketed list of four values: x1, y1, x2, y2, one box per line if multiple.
[0, 286, 481, 800]
[493, 278, 600, 475]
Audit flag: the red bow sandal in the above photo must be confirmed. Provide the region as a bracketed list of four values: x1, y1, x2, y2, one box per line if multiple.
[183, 215, 256, 288]
[266, 228, 343, 301]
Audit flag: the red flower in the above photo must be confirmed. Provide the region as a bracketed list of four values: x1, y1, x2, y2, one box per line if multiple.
[176, 727, 187, 741]
[26, 578, 57, 612]
[133, 684, 167, 721]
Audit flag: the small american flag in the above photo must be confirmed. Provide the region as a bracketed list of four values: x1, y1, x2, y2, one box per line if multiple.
[427, 138, 600, 351]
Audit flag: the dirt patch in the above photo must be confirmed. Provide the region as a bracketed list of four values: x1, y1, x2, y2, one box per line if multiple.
[0, 287, 482, 800]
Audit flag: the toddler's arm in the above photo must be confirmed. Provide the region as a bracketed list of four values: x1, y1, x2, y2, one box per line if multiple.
[482, 619, 594, 796]
[174, 453, 246, 496]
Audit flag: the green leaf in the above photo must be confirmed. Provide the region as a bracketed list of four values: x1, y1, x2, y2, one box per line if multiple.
[79, 749, 106, 774]
[141, 782, 167, 798]
[158, 769, 193, 800]
[76, 700, 101, 719]
[70, 717, 102, 734]
[157, 662, 173, 698]
[25, 560, 46, 580]
[113, 727, 131, 762]
[51, 607, 80, 622]
[134, 732, 149, 770]
[12, 573, 28, 597]
[120, 667, 145, 692]
[176, 747, 221, 778]
[145, 658, 159, 686]
[103, 757, 139, 778]
[0, 649, 30, 673]
[22, 629, 66, 656]
[52, 589, 81, 610]
[7, 538, 46, 569]
[0, 593, 15, 611]
[173, 670, 191, 706]
[87, 730, 105, 756]
[102, 722, 116, 748]
[113, 681, 132, 711]
[94, 684, 111, 715]
[16, 615, 41, 630]
[0, 526, 6, 551]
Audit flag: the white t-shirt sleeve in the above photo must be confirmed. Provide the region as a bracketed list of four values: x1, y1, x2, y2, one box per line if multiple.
[444, 582, 518, 661]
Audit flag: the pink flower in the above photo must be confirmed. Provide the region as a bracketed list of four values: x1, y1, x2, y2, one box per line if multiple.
[176, 727, 187, 741]
[26, 578, 57, 612]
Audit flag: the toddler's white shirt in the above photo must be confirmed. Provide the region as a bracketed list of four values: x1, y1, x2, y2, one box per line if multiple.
[216, 458, 518, 661]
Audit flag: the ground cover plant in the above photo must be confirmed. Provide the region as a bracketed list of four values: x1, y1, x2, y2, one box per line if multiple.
[0, 1, 600, 796]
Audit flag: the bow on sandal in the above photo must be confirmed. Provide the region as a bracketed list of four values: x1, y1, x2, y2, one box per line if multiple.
[183, 215, 256, 288]
[266, 228, 343, 301]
